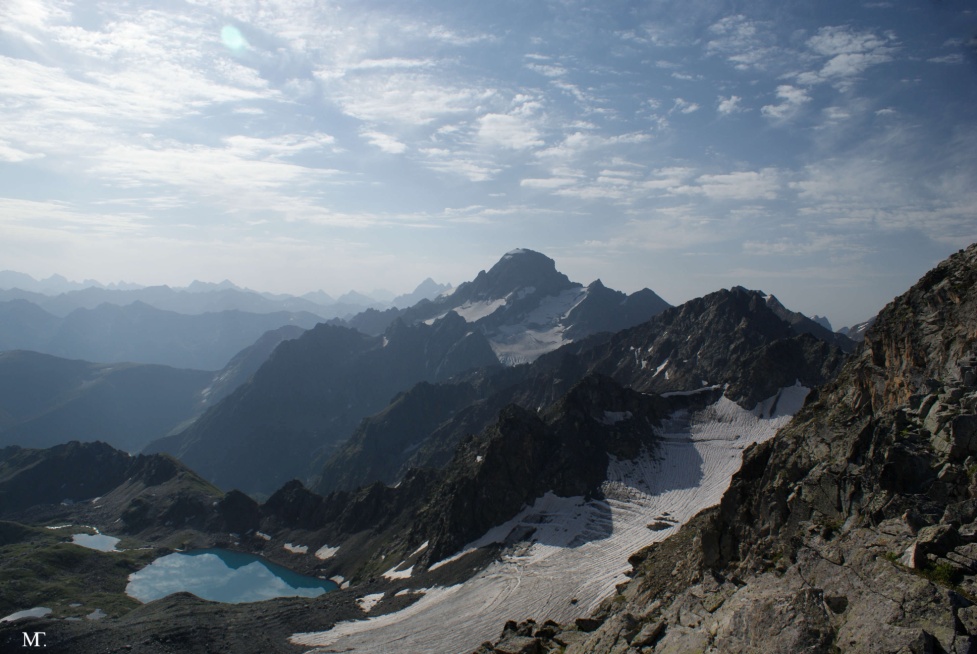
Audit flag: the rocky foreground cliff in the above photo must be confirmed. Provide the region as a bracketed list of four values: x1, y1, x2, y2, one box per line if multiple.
[477, 245, 977, 653]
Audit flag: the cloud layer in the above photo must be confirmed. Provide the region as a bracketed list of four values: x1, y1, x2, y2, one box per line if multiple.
[1, 0, 975, 325]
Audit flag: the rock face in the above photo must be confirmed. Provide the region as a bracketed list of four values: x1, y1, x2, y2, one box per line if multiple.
[573, 286, 852, 408]
[477, 244, 977, 653]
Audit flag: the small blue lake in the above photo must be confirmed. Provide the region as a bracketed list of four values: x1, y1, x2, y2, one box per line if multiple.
[126, 548, 337, 604]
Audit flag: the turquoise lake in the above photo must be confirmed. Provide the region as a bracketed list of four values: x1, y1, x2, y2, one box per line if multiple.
[126, 548, 337, 604]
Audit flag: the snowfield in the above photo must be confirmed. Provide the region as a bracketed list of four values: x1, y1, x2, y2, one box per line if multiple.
[291, 387, 808, 653]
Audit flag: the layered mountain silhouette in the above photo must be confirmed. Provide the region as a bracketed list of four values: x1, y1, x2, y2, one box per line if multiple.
[316, 285, 851, 495]
[0, 300, 321, 370]
[0, 326, 306, 453]
[148, 250, 671, 495]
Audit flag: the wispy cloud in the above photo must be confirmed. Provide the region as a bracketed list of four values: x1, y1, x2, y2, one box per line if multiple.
[706, 15, 780, 70]
[795, 25, 897, 88]
[761, 85, 811, 121]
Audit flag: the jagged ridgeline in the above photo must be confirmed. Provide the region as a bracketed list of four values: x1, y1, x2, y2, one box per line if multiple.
[315, 284, 850, 496]
[477, 245, 977, 653]
[146, 249, 670, 496]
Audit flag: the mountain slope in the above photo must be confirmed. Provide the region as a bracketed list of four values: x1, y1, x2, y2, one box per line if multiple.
[476, 243, 977, 653]
[0, 351, 213, 453]
[147, 314, 501, 495]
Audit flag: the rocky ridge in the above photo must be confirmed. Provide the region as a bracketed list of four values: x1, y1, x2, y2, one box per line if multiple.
[476, 244, 977, 653]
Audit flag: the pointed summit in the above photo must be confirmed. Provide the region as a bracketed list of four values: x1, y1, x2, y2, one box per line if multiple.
[466, 249, 572, 300]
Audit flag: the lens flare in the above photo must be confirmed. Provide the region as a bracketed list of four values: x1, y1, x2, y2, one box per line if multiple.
[220, 25, 247, 52]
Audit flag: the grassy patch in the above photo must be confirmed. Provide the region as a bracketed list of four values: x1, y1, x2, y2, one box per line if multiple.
[0, 521, 158, 619]
[922, 561, 960, 587]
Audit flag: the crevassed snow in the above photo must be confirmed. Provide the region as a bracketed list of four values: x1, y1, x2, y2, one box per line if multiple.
[315, 545, 339, 560]
[487, 287, 590, 365]
[291, 388, 808, 654]
[490, 325, 568, 366]
[284, 543, 308, 554]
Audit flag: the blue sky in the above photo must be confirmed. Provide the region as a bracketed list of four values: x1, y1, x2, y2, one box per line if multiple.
[1, 0, 975, 327]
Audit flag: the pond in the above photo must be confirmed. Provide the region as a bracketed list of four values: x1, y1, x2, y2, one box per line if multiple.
[126, 548, 338, 604]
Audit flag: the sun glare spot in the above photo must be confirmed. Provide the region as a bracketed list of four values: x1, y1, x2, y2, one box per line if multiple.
[220, 25, 247, 52]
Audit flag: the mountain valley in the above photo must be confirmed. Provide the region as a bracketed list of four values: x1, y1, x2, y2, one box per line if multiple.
[0, 246, 974, 653]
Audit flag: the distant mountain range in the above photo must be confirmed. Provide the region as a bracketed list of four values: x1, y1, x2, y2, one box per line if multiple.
[0, 300, 322, 370]
[0, 324, 306, 454]
[0, 271, 451, 318]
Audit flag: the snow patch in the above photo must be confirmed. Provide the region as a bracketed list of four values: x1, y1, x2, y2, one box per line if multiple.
[454, 298, 507, 322]
[410, 541, 429, 558]
[654, 359, 669, 377]
[428, 548, 477, 572]
[1, 607, 52, 623]
[355, 593, 385, 613]
[256, 532, 271, 541]
[315, 545, 339, 560]
[661, 384, 722, 397]
[283, 543, 308, 554]
[383, 564, 414, 580]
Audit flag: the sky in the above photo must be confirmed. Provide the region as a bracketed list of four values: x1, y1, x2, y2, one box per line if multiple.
[1, 0, 976, 328]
